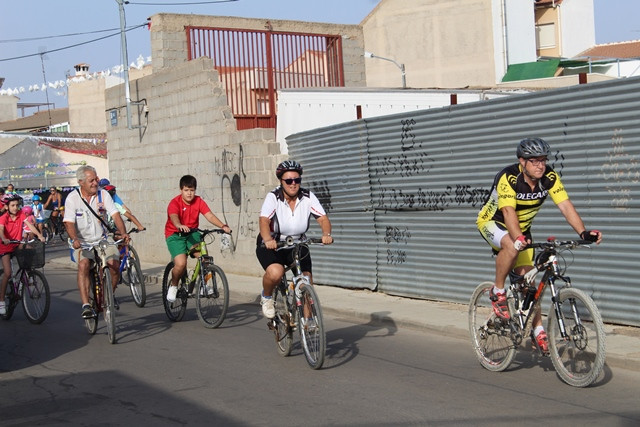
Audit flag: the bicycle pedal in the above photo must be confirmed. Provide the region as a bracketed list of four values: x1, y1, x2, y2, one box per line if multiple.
[267, 320, 276, 330]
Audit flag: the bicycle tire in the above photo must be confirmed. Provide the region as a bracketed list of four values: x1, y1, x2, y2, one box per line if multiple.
[195, 265, 229, 329]
[127, 246, 146, 308]
[162, 262, 187, 322]
[297, 284, 326, 370]
[1, 271, 18, 321]
[468, 282, 517, 372]
[273, 279, 293, 356]
[547, 287, 606, 387]
[102, 268, 117, 344]
[85, 272, 98, 334]
[42, 227, 52, 244]
[21, 270, 50, 324]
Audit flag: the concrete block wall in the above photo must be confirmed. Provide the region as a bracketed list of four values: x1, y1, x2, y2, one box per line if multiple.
[104, 57, 286, 277]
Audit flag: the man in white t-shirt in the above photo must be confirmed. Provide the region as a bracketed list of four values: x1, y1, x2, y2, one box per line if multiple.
[256, 160, 333, 320]
[64, 165, 129, 319]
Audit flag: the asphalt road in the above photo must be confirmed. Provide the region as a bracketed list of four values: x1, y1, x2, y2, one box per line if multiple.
[1, 246, 639, 426]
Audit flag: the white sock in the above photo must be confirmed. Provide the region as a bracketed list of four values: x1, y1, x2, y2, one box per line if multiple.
[534, 326, 545, 336]
[492, 286, 506, 295]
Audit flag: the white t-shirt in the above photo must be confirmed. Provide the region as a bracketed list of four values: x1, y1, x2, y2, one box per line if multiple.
[259, 187, 326, 241]
[63, 188, 119, 244]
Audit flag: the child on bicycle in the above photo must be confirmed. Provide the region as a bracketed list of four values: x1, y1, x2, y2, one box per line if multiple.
[31, 194, 46, 234]
[164, 175, 231, 303]
[21, 205, 37, 240]
[0, 195, 45, 315]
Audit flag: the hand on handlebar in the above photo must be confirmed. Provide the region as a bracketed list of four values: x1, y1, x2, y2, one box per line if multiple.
[322, 234, 333, 245]
[580, 230, 602, 244]
[263, 239, 278, 250]
[513, 234, 530, 251]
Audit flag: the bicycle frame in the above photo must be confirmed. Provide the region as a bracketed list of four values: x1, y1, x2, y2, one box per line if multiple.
[508, 245, 575, 344]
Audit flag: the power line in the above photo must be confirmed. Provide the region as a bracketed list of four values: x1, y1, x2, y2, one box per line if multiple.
[0, 26, 140, 44]
[0, 23, 148, 63]
[127, 0, 238, 5]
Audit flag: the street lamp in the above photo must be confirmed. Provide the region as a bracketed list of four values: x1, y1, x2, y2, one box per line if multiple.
[364, 51, 406, 88]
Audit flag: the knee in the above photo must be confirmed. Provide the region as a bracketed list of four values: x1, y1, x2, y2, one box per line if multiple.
[264, 265, 284, 282]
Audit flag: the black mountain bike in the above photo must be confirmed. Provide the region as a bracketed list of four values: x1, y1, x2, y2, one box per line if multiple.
[469, 239, 606, 387]
[266, 236, 327, 370]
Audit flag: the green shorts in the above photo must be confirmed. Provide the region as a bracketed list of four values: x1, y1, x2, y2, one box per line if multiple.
[166, 232, 201, 259]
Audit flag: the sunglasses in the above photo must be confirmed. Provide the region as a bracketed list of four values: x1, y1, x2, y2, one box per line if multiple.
[282, 177, 302, 185]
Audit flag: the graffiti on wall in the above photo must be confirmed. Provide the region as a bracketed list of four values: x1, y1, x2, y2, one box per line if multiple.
[600, 128, 639, 212]
[214, 145, 257, 252]
[307, 179, 333, 213]
[373, 119, 489, 212]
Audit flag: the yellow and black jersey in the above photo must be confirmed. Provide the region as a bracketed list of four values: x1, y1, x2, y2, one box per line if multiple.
[476, 163, 569, 233]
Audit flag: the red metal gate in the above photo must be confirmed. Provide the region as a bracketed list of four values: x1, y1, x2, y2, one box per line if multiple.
[186, 26, 345, 130]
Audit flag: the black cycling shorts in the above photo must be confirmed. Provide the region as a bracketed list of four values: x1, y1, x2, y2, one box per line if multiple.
[255, 235, 312, 273]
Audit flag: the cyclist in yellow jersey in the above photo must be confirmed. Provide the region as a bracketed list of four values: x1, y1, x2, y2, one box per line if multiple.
[477, 138, 602, 352]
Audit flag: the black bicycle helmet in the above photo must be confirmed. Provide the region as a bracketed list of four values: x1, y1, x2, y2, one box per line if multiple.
[516, 137, 550, 159]
[275, 160, 303, 179]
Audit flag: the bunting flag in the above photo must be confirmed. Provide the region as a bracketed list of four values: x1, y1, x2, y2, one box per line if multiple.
[0, 54, 152, 98]
[0, 161, 87, 172]
[0, 132, 105, 145]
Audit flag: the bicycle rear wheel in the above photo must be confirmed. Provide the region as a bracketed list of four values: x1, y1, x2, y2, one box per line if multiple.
[273, 279, 293, 356]
[162, 262, 187, 322]
[42, 226, 52, 244]
[195, 265, 229, 328]
[468, 282, 517, 372]
[548, 287, 606, 387]
[21, 270, 50, 324]
[127, 246, 146, 308]
[297, 284, 326, 369]
[102, 269, 116, 344]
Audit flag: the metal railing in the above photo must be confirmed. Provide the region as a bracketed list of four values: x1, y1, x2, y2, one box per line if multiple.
[187, 26, 344, 130]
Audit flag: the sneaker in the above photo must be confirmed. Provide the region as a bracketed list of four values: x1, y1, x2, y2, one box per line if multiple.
[489, 287, 510, 320]
[166, 285, 178, 303]
[113, 296, 120, 310]
[535, 330, 549, 353]
[0, 301, 6, 315]
[206, 285, 215, 296]
[261, 295, 275, 319]
[81, 304, 95, 319]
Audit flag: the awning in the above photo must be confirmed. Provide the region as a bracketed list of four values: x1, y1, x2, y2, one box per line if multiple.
[501, 60, 560, 82]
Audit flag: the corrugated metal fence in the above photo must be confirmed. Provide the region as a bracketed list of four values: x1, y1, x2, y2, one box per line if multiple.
[287, 76, 640, 327]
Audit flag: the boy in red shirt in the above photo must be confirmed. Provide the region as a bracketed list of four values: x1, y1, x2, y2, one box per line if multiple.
[164, 175, 231, 302]
[0, 195, 45, 315]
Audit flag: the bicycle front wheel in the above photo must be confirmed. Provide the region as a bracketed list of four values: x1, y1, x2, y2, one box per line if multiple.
[85, 273, 98, 334]
[21, 270, 50, 324]
[273, 279, 293, 357]
[127, 246, 146, 308]
[102, 269, 117, 344]
[195, 265, 229, 329]
[468, 282, 517, 372]
[0, 270, 18, 320]
[548, 287, 606, 387]
[297, 284, 326, 370]
[162, 262, 187, 322]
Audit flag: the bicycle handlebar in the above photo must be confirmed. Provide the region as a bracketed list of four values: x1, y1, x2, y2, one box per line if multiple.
[6, 238, 39, 244]
[179, 228, 230, 237]
[78, 237, 126, 250]
[261, 236, 328, 249]
[528, 239, 593, 250]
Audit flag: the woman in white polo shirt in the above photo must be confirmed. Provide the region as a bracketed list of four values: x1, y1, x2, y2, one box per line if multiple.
[256, 160, 333, 319]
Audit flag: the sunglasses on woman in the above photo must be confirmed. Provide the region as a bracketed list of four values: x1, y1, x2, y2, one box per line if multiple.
[282, 177, 302, 185]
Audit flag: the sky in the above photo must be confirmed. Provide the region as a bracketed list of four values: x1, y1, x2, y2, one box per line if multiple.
[1, 0, 638, 109]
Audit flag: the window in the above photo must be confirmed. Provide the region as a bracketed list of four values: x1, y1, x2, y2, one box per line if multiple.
[536, 23, 556, 49]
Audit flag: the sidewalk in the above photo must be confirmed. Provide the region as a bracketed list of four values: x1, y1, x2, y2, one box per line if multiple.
[50, 256, 640, 372]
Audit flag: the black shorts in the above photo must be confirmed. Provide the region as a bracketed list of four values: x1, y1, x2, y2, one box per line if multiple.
[255, 235, 312, 273]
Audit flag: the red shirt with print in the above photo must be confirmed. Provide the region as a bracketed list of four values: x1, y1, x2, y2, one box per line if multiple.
[164, 195, 211, 238]
[0, 211, 26, 254]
